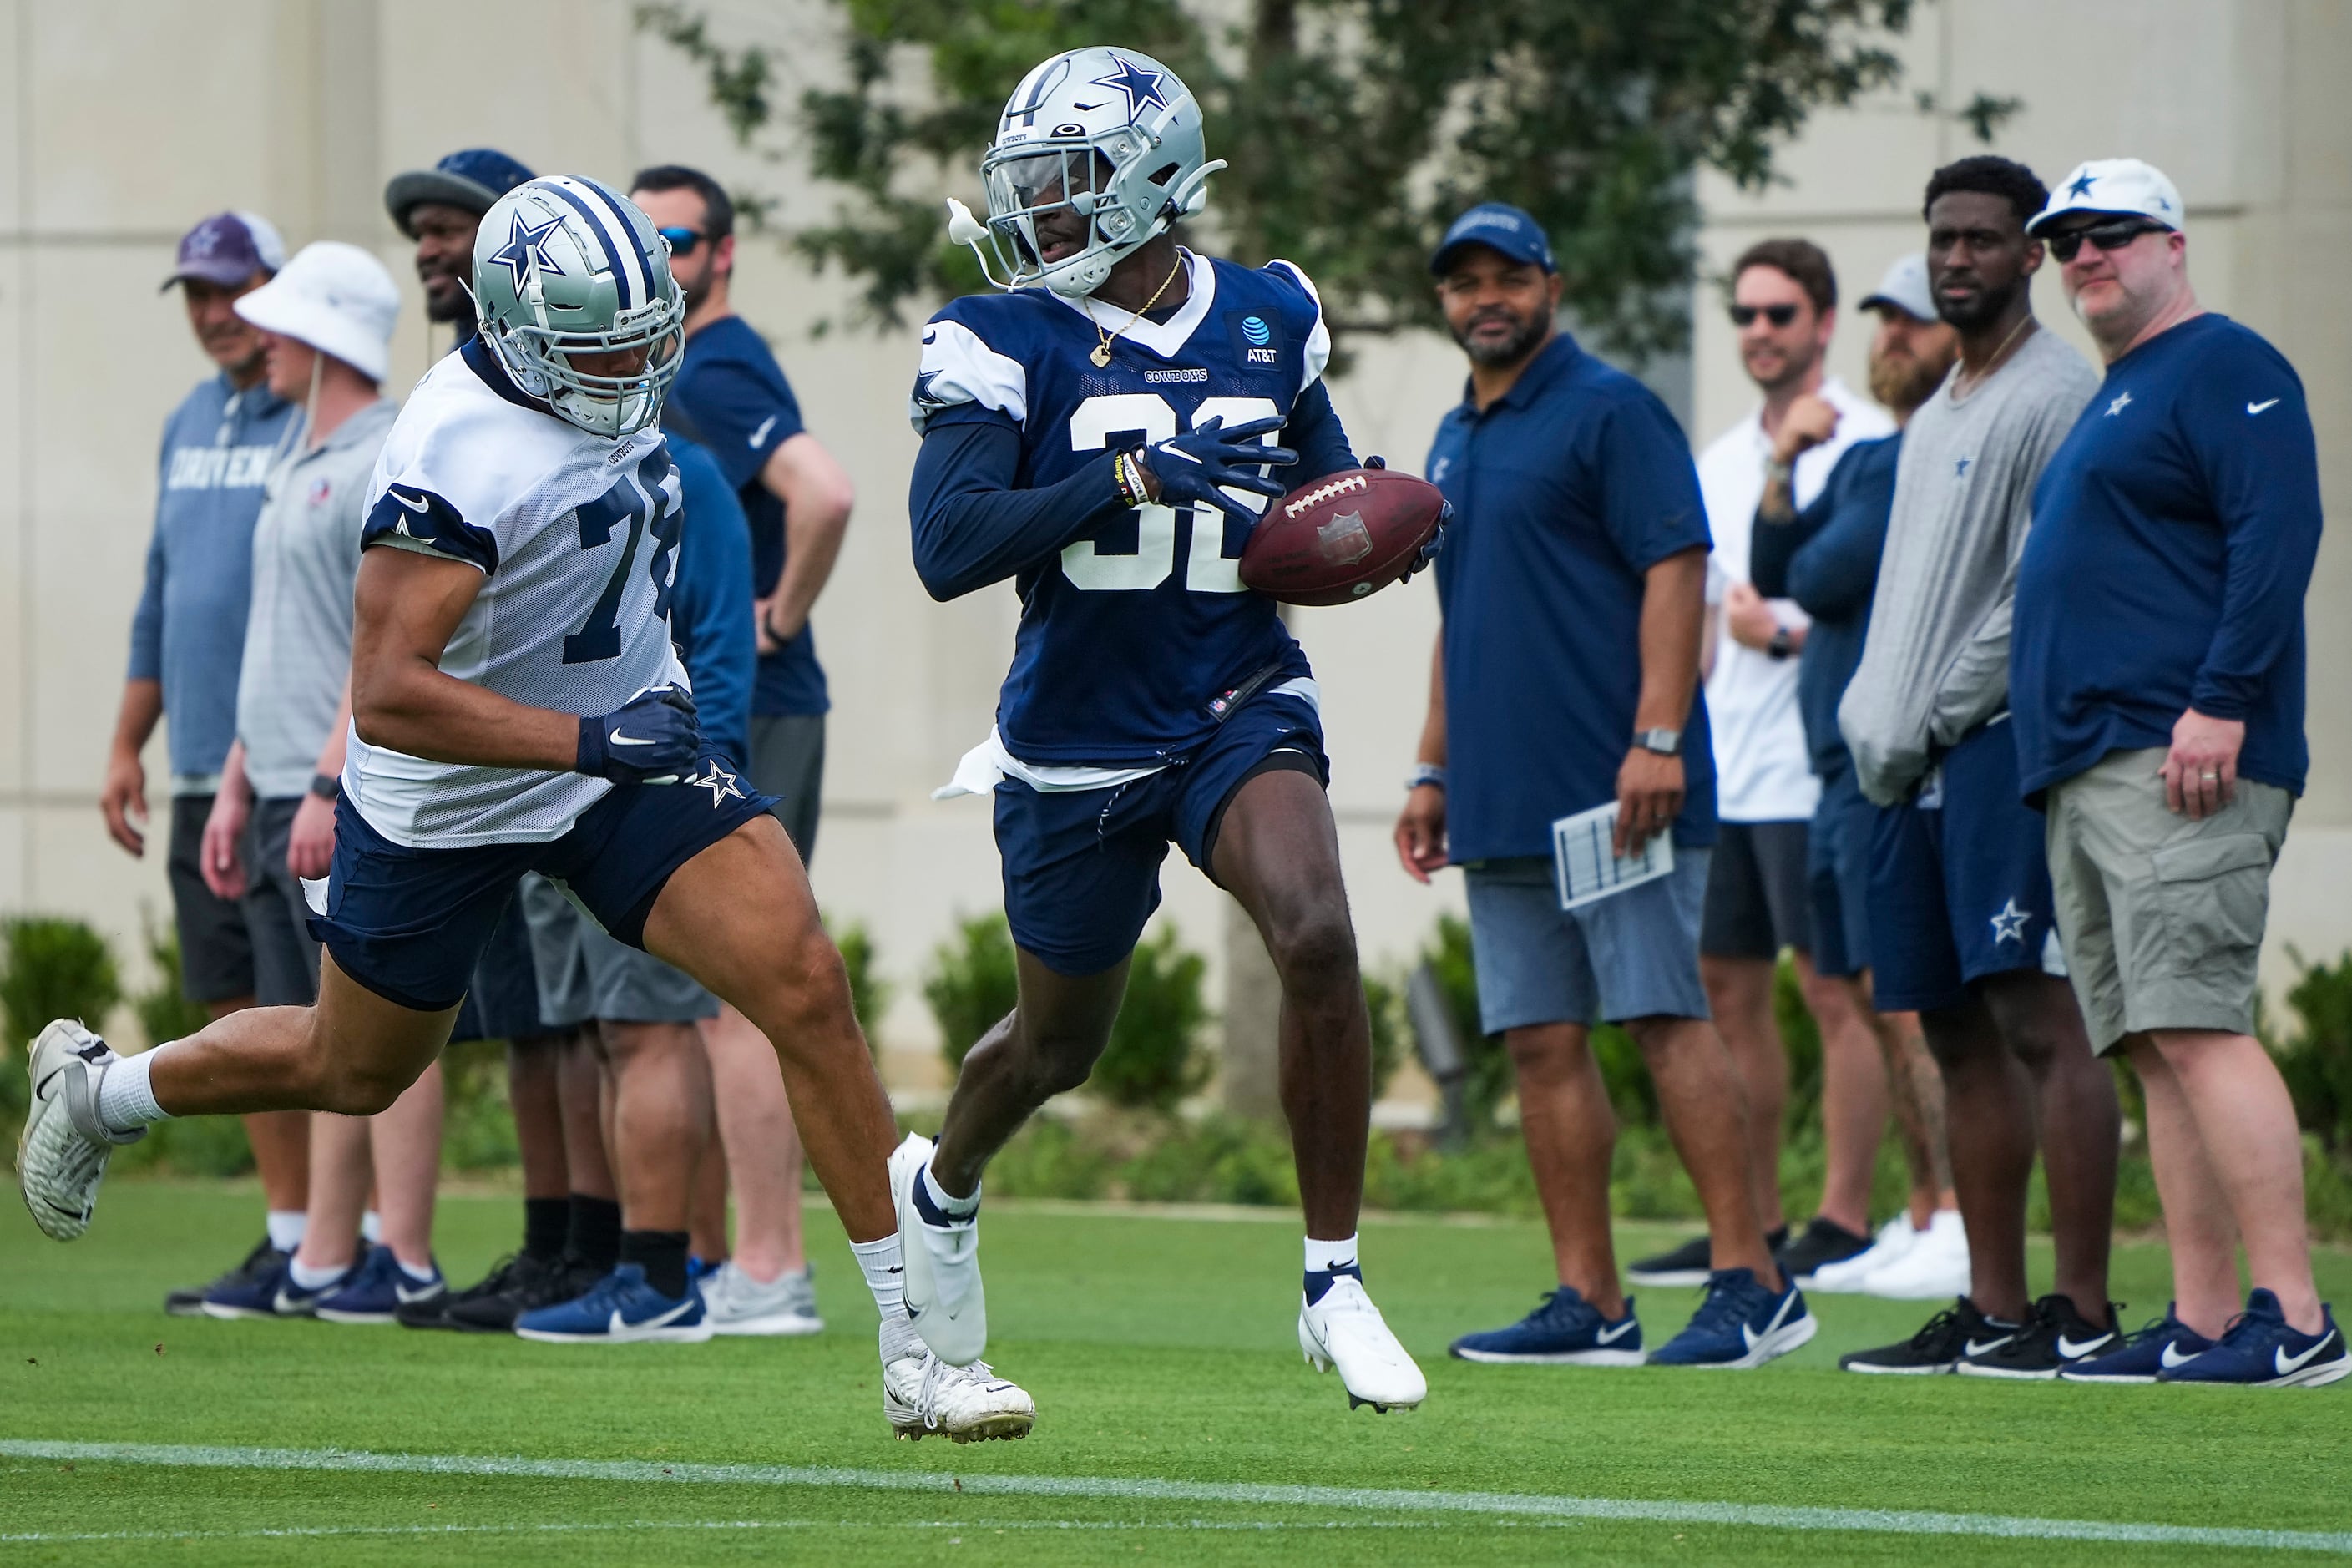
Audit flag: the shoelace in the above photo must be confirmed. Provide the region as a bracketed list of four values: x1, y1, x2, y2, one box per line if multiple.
[1687, 1277, 1763, 1334]
[455, 1255, 524, 1302]
[1908, 1308, 1965, 1349]
[913, 1354, 1004, 1431]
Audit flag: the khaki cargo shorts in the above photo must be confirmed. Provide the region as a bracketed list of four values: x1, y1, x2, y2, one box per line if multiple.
[2045, 746, 2290, 1054]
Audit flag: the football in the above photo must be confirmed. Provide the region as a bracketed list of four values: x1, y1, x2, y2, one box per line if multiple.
[1237, 467, 1446, 607]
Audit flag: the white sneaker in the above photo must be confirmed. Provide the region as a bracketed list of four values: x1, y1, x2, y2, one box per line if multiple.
[1856, 1209, 1970, 1300]
[1299, 1277, 1427, 1412]
[890, 1131, 985, 1364]
[16, 1022, 143, 1242]
[702, 1260, 824, 1337]
[883, 1350, 1034, 1444]
[1808, 1213, 1919, 1294]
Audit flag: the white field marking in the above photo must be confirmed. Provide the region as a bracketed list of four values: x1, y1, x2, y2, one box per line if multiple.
[4, 1441, 2349, 1555]
[0, 1519, 1536, 1545]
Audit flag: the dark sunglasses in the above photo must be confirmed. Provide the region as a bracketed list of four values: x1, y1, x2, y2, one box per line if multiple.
[658, 225, 706, 257]
[2044, 218, 2170, 263]
[1729, 302, 1801, 328]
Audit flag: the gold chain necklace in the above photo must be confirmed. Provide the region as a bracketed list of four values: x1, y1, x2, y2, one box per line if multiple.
[1950, 313, 2034, 403]
[1090, 255, 1186, 367]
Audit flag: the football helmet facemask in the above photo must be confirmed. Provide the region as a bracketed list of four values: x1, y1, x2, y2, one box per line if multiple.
[950, 46, 1223, 299]
[471, 175, 685, 439]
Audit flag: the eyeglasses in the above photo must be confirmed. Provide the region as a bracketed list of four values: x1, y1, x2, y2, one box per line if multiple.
[1729, 302, 1801, 329]
[658, 225, 706, 257]
[2044, 218, 2170, 263]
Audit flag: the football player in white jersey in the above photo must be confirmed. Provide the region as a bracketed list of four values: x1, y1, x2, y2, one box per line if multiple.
[17, 175, 1032, 1444]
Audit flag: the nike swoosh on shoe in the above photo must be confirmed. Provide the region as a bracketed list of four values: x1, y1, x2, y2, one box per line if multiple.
[1964, 1335, 2016, 1357]
[2159, 1343, 2199, 1370]
[2056, 1333, 2114, 1358]
[1596, 1321, 1636, 1344]
[2275, 1336, 2336, 1376]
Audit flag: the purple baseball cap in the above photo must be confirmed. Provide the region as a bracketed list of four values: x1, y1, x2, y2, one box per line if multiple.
[160, 210, 286, 292]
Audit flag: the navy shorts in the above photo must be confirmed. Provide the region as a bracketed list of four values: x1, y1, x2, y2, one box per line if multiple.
[311, 763, 777, 1014]
[1808, 763, 1879, 980]
[994, 689, 1325, 976]
[1865, 717, 2062, 1014]
[445, 897, 547, 1044]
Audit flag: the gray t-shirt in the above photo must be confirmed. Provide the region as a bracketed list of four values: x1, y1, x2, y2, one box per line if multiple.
[235, 398, 398, 799]
[1838, 326, 2097, 806]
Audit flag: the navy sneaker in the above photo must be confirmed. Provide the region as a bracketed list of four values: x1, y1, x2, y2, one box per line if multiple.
[167, 1236, 286, 1317]
[1449, 1287, 1644, 1366]
[200, 1250, 353, 1320]
[513, 1263, 712, 1343]
[2159, 1290, 2349, 1388]
[1650, 1267, 1816, 1368]
[314, 1244, 445, 1325]
[2058, 1303, 2212, 1383]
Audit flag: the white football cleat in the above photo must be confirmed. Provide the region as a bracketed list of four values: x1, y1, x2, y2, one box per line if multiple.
[16, 1021, 144, 1242]
[1300, 1277, 1427, 1413]
[884, 1350, 1035, 1444]
[890, 1131, 987, 1364]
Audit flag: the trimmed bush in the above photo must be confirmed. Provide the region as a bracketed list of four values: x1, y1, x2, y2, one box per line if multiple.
[1, 917, 124, 1138]
[926, 913, 1019, 1073]
[1091, 924, 1211, 1113]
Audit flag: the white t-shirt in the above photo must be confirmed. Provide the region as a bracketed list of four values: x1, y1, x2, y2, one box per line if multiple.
[1698, 377, 1894, 822]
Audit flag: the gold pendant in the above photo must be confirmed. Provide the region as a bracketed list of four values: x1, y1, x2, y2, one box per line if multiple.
[1090, 342, 1112, 367]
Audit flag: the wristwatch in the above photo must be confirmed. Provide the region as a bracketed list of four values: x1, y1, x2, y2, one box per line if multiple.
[1767, 626, 1794, 661]
[1404, 762, 1448, 792]
[309, 772, 341, 802]
[1634, 728, 1681, 757]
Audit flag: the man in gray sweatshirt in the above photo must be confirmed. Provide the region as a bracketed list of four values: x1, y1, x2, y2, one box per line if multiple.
[1835, 157, 2121, 1381]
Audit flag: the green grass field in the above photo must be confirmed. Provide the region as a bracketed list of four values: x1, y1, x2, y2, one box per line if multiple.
[3, 1183, 2347, 1565]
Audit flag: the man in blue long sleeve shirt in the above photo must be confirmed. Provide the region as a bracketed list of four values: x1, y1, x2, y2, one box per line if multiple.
[2014, 159, 2344, 1387]
[1750, 255, 1963, 1291]
[107, 212, 309, 1313]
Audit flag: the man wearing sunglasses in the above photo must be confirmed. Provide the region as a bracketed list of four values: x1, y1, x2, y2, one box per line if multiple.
[629, 163, 852, 1341]
[2012, 160, 2343, 1388]
[1632, 241, 1894, 1296]
[1836, 155, 2120, 1381]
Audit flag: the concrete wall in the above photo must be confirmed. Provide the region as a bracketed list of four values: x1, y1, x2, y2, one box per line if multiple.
[3, 2, 2343, 1077]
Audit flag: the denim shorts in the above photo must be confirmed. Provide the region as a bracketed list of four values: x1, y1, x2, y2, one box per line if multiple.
[1462, 848, 1712, 1033]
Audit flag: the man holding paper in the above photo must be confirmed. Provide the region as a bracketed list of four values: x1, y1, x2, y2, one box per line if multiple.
[1396, 202, 1810, 1370]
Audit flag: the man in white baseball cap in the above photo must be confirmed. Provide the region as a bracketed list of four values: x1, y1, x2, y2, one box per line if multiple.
[2024, 157, 2183, 243]
[194, 240, 442, 1323]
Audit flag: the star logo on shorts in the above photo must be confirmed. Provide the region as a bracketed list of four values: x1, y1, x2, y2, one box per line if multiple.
[1989, 898, 2031, 945]
[685, 759, 746, 809]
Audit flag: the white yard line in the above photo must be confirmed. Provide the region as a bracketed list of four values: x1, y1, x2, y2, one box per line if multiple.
[3, 1439, 2347, 1555]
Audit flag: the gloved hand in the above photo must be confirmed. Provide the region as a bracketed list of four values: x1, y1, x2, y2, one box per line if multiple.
[576, 685, 701, 783]
[1404, 500, 1452, 581]
[1143, 415, 1298, 528]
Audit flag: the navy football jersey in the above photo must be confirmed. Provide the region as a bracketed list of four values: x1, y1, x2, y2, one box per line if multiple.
[910, 251, 1334, 766]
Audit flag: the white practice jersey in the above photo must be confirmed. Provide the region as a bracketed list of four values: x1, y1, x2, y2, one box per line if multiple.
[345, 339, 687, 848]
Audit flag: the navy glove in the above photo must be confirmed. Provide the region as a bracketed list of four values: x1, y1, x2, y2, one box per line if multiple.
[1405, 500, 1452, 580]
[577, 685, 701, 783]
[1143, 415, 1298, 529]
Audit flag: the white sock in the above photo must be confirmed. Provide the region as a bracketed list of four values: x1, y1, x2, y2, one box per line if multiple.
[265, 1210, 307, 1252]
[95, 1049, 173, 1135]
[397, 1253, 438, 1283]
[288, 1254, 346, 1290]
[921, 1161, 980, 1222]
[852, 1232, 923, 1362]
[1306, 1233, 1361, 1276]
[360, 1210, 383, 1244]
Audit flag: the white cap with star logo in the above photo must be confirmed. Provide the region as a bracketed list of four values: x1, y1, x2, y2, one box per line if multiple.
[2026, 158, 2184, 237]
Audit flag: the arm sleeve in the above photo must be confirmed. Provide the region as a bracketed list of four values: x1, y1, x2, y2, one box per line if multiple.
[2187, 355, 2323, 719]
[1284, 379, 1358, 483]
[669, 452, 757, 770]
[908, 408, 1130, 601]
[1783, 446, 1897, 618]
[127, 483, 167, 681]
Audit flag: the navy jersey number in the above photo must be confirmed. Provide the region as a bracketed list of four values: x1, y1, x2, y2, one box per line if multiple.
[563, 475, 677, 665]
[1063, 393, 1280, 591]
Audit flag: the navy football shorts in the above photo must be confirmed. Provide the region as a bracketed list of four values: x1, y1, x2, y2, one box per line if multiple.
[1864, 716, 2062, 1014]
[993, 688, 1326, 977]
[309, 761, 777, 1014]
[1807, 762, 1880, 980]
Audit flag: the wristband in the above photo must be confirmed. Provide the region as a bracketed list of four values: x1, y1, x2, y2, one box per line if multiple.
[1404, 763, 1447, 792]
[308, 772, 341, 802]
[1115, 448, 1154, 508]
[1767, 626, 1794, 661]
[1763, 458, 1793, 487]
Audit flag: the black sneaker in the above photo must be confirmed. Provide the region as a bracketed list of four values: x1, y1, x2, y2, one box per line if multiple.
[1777, 1216, 1873, 1287]
[1626, 1225, 1789, 1288]
[164, 1237, 286, 1317]
[441, 1251, 603, 1333]
[1957, 1294, 2120, 1380]
[1840, 1296, 2018, 1374]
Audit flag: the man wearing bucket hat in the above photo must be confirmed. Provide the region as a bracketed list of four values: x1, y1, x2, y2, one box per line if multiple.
[2012, 159, 2344, 1387]
[188, 244, 443, 1323]
[112, 211, 310, 1316]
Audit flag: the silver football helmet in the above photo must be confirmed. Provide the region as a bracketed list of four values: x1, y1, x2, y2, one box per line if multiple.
[471, 175, 685, 438]
[947, 46, 1224, 298]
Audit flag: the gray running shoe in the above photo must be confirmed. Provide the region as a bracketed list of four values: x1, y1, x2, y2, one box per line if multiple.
[701, 1260, 823, 1337]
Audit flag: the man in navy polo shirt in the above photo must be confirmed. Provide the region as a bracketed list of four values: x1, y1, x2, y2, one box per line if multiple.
[1398, 203, 1811, 1370]
[632, 163, 854, 1333]
[2015, 159, 2344, 1388]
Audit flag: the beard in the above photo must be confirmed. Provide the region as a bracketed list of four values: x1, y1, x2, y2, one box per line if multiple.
[1869, 343, 1950, 413]
[1452, 309, 1550, 367]
[1935, 275, 2022, 331]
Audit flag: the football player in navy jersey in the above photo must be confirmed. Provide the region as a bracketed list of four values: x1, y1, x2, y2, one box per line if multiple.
[901, 46, 1426, 1413]
[19, 175, 1032, 1444]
